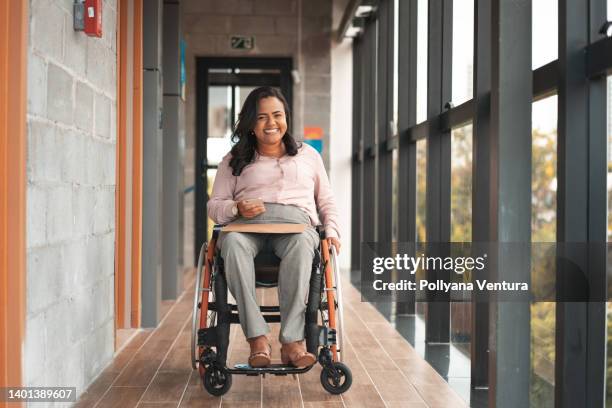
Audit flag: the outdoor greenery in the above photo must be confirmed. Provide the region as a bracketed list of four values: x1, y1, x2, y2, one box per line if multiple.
[450, 125, 473, 244]
[450, 125, 473, 344]
[530, 127, 557, 407]
[416, 139, 427, 244]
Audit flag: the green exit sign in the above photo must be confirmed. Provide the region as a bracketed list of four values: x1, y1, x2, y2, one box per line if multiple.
[231, 36, 255, 50]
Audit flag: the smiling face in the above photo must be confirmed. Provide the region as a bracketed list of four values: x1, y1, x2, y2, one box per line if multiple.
[252, 96, 287, 147]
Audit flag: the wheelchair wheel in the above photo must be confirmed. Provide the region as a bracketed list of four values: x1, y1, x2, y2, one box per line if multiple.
[320, 362, 352, 394]
[191, 242, 217, 371]
[203, 365, 232, 396]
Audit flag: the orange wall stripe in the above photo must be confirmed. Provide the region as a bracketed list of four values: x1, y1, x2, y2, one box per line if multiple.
[131, 0, 143, 328]
[0, 0, 9, 392]
[115, 0, 127, 332]
[1, 0, 27, 399]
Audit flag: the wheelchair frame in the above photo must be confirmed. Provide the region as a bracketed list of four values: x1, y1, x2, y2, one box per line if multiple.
[190, 225, 352, 396]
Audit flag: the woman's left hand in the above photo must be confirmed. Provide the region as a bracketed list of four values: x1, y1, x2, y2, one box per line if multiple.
[327, 237, 341, 255]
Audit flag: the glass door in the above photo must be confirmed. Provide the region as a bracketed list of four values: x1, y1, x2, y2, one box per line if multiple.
[194, 58, 293, 263]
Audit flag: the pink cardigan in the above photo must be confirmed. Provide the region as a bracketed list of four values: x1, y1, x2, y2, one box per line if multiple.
[207, 143, 341, 239]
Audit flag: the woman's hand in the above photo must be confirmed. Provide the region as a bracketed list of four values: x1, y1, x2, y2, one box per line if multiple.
[237, 200, 266, 218]
[327, 237, 341, 254]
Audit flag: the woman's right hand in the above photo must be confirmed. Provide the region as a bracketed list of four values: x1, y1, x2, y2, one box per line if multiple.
[237, 200, 266, 218]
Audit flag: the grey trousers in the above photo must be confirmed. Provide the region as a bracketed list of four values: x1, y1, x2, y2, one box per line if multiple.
[217, 204, 319, 343]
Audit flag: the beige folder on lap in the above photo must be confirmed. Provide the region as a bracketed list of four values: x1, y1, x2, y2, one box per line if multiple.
[221, 223, 307, 234]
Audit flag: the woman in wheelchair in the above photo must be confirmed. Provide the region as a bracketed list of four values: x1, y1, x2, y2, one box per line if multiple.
[207, 86, 341, 369]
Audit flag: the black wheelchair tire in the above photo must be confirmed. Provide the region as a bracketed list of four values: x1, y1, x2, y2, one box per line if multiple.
[320, 362, 352, 394]
[202, 366, 233, 396]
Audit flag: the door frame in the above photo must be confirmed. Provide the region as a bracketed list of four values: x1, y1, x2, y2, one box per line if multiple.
[0, 0, 27, 389]
[194, 57, 293, 264]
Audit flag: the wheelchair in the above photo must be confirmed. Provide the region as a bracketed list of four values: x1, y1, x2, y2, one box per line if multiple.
[190, 224, 352, 396]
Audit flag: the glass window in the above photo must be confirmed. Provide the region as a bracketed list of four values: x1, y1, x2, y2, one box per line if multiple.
[207, 168, 217, 241]
[531, 95, 557, 242]
[450, 124, 473, 355]
[605, 74, 612, 406]
[530, 95, 558, 407]
[451, 0, 474, 106]
[235, 85, 258, 123]
[416, 139, 427, 243]
[416, 139, 427, 317]
[532, 0, 558, 69]
[416, 0, 428, 123]
[207, 86, 233, 166]
[451, 124, 473, 242]
[392, 0, 400, 243]
[208, 86, 232, 139]
[392, 148, 399, 242]
[608, 77, 612, 243]
[393, 0, 399, 129]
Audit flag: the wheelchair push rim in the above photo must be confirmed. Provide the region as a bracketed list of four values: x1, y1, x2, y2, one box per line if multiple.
[321, 238, 341, 362]
[330, 244, 344, 363]
[191, 240, 216, 373]
[190, 243, 206, 370]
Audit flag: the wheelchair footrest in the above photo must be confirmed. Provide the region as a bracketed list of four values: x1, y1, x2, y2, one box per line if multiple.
[206, 303, 279, 313]
[230, 363, 313, 375]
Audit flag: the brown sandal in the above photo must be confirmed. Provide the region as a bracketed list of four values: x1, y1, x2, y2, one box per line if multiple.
[280, 340, 316, 368]
[247, 335, 272, 367]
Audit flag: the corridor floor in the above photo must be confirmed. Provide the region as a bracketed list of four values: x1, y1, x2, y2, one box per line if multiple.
[75, 270, 467, 408]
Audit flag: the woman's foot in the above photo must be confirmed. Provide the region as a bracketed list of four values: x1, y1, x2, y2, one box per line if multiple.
[247, 335, 271, 367]
[280, 340, 316, 368]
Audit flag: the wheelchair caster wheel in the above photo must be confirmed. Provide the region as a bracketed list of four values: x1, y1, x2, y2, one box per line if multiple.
[320, 362, 352, 395]
[202, 366, 232, 396]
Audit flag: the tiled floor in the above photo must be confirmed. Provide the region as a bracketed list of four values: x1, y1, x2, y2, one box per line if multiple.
[75, 271, 467, 408]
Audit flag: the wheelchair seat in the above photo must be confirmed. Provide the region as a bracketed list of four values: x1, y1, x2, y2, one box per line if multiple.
[253, 250, 282, 287]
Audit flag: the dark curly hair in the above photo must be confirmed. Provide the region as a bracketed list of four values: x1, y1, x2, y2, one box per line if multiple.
[229, 86, 300, 176]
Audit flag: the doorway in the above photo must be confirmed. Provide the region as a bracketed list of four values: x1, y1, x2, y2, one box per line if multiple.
[194, 57, 293, 263]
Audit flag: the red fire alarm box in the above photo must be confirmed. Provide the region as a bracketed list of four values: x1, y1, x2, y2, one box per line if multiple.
[84, 0, 102, 38]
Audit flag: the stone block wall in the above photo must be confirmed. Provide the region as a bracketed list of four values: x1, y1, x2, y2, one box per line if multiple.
[25, 0, 117, 400]
[181, 0, 333, 265]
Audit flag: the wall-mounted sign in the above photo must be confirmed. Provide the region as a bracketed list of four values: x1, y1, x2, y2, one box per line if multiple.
[304, 127, 323, 140]
[304, 126, 323, 154]
[231, 36, 255, 50]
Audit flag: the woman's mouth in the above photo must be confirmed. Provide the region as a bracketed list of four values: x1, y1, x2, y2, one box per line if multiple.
[264, 128, 279, 134]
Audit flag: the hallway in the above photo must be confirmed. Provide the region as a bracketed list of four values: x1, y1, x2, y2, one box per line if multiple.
[75, 270, 467, 408]
[6, 0, 612, 404]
